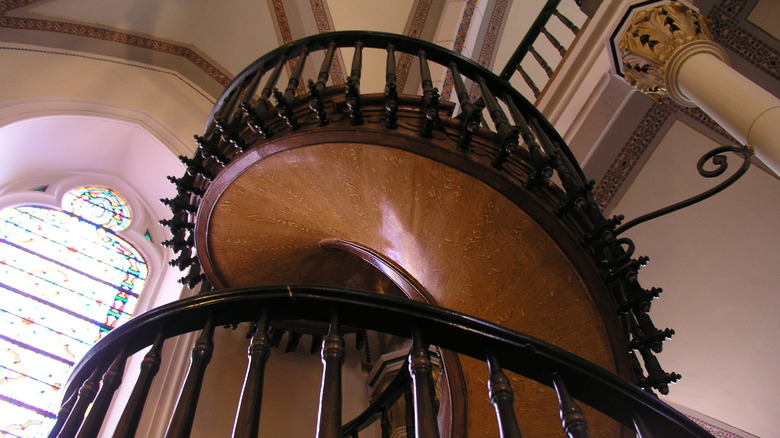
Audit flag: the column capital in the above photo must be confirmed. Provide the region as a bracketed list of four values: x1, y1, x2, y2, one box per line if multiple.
[616, 1, 724, 103]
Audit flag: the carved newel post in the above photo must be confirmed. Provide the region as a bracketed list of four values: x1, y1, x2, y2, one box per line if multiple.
[617, 1, 780, 174]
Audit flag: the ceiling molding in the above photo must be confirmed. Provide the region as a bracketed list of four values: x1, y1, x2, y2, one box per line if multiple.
[0, 1, 231, 92]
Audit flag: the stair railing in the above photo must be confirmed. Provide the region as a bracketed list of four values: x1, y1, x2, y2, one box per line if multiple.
[48, 285, 713, 438]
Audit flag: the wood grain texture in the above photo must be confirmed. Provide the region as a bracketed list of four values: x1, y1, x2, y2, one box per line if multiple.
[195, 95, 626, 437]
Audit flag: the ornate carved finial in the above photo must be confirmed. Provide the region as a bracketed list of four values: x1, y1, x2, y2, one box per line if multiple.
[618, 1, 716, 101]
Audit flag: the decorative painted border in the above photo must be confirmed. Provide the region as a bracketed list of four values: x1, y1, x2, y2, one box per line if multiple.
[709, 0, 779, 81]
[0, 1, 231, 87]
[685, 414, 754, 438]
[593, 101, 739, 208]
[593, 0, 770, 209]
[440, 0, 479, 101]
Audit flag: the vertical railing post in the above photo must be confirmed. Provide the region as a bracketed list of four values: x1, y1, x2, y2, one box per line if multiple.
[346, 41, 364, 125]
[48, 388, 78, 438]
[316, 313, 345, 438]
[76, 350, 128, 438]
[309, 41, 336, 125]
[477, 75, 519, 169]
[243, 56, 286, 138]
[551, 373, 590, 438]
[408, 329, 440, 438]
[449, 63, 484, 150]
[165, 316, 216, 438]
[113, 330, 166, 438]
[274, 48, 308, 130]
[418, 50, 440, 138]
[385, 44, 399, 129]
[486, 352, 523, 438]
[633, 415, 654, 438]
[57, 363, 106, 438]
[232, 311, 272, 438]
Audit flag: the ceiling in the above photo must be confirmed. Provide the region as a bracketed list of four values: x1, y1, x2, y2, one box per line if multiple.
[0, 0, 778, 436]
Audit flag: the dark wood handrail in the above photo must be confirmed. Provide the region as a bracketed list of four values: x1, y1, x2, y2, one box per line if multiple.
[55, 285, 712, 438]
[203, 30, 589, 186]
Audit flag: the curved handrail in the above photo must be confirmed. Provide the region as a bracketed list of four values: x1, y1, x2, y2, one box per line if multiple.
[59, 285, 711, 437]
[204, 30, 589, 186]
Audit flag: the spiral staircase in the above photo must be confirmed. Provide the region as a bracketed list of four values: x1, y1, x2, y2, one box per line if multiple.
[46, 29, 716, 438]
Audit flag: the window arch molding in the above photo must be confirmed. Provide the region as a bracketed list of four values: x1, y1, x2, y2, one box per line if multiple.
[0, 172, 170, 315]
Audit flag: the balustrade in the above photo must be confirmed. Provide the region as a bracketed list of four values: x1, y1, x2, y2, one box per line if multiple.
[48, 286, 712, 437]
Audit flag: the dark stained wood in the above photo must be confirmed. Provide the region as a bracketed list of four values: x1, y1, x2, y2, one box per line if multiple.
[486, 353, 523, 438]
[408, 330, 440, 438]
[552, 373, 590, 438]
[76, 351, 127, 438]
[165, 317, 215, 438]
[48, 386, 78, 438]
[113, 330, 165, 438]
[193, 92, 631, 436]
[232, 312, 272, 438]
[57, 364, 105, 438]
[316, 313, 345, 438]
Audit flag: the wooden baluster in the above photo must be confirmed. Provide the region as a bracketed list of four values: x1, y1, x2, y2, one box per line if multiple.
[633, 416, 653, 438]
[275, 49, 308, 130]
[284, 48, 308, 104]
[551, 373, 589, 438]
[316, 313, 345, 438]
[476, 75, 519, 169]
[308, 42, 336, 125]
[541, 27, 566, 56]
[232, 312, 272, 438]
[57, 363, 106, 438]
[385, 44, 399, 129]
[47, 390, 78, 438]
[243, 56, 285, 138]
[486, 353, 523, 438]
[165, 317, 216, 438]
[408, 330, 440, 438]
[346, 41, 363, 125]
[518, 65, 541, 98]
[503, 95, 553, 185]
[404, 384, 416, 438]
[553, 9, 580, 34]
[113, 330, 165, 438]
[418, 50, 440, 138]
[449, 63, 483, 150]
[76, 350, 128, 438]
[529, 46, 553, 77]
[380, 407, 391, 438]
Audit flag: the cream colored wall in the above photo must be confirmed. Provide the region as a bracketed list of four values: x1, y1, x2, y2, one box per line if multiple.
[612, 120, 780, 438]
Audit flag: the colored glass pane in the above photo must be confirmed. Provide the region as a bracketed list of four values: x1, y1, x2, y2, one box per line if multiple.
[0, 186, 148, 436]
[62, 186, 131, 232]
[0, 400, 55, 438]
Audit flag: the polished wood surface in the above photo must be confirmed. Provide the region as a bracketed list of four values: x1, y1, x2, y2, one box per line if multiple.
[195, 97, 626, 437]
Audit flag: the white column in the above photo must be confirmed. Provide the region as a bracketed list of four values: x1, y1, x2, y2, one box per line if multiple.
[616, 1, 780, 175]
[665, 40, 780, 174]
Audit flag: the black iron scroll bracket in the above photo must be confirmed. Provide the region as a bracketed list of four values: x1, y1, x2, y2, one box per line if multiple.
[613, 144, 754, 236]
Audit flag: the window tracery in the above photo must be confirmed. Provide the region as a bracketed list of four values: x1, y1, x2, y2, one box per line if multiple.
[0, 186, 148, 437]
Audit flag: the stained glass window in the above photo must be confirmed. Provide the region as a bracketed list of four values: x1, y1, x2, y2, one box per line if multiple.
[0, 186, 147, 437]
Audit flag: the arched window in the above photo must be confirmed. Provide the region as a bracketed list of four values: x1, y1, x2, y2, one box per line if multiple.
[0, 186, 148, 437]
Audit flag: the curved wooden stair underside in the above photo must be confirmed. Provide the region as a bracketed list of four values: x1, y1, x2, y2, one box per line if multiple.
[194, 92, 629, 437]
